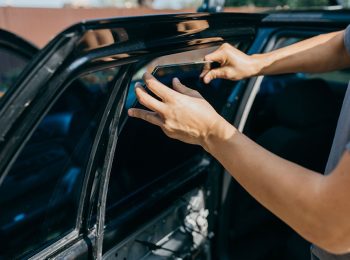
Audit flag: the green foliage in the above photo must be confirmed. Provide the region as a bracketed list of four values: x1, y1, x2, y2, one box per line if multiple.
[225, 0, 329, 7]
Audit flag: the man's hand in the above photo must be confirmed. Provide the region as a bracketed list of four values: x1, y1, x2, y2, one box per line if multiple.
[128, 73, 234, 150]
[200, 43, 260, 83]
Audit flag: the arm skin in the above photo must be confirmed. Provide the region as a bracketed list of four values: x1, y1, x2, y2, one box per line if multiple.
[206, 121, 350, 255]
[128, 29, 350, 254]
[255, 30, 350, 75]
[201, 30, 350, 83]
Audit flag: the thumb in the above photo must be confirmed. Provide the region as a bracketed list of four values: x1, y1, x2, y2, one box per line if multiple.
[203, 68, 229, 84]
[172, 78, 201, 98]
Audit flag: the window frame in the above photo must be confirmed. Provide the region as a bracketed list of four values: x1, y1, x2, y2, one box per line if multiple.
[0, 65, 129, 259]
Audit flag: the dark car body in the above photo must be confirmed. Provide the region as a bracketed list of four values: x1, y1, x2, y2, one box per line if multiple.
[0, 9, 349, 260]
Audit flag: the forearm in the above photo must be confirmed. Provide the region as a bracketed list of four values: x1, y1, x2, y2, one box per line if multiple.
[204, 120, 347, 252]
[252, 30, 350, 75]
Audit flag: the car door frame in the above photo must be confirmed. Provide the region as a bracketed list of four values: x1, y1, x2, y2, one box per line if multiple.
[0, 13, 263, 259]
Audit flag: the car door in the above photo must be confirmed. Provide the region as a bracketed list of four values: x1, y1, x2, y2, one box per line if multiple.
[0, 13, 263, 259]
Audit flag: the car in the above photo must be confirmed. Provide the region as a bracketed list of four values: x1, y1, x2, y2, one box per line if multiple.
[0, 8, 349, 260]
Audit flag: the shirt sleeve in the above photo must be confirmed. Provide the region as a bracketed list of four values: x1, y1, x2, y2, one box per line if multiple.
[346, 142, 350, 151]
[344, 25, 350, 55]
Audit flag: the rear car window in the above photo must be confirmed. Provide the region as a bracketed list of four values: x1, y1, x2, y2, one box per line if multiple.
[0, 67, 119, 258]
[0, 47, 29, 97]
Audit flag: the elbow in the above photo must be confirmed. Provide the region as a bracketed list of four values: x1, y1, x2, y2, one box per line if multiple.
[313, 225, 350, 255]
[319, 242, 350, 255]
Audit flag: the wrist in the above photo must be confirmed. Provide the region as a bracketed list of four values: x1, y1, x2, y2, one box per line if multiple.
[202, 117, 237, 154]
[250, 53, 271, 76]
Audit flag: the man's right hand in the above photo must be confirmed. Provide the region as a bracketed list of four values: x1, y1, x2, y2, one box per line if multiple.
[200, 43, 260, 83]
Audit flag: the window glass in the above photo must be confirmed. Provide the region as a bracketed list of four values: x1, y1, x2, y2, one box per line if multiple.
[0, 48, 29, 98]
[106, 46, 241, 222]
[0, 67, 119, 258]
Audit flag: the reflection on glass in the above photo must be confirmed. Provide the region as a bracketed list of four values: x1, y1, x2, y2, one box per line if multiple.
[0, 67, 119, 259]
[176, 20, 209, 34]
[78, 28, 129, 52]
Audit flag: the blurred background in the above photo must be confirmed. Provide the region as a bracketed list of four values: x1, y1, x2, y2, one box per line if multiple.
[0, 0, 342, 47]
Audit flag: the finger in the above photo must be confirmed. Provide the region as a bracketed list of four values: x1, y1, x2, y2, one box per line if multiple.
[199, 61, 213, 78]
[143, 72, 175, 100]
[172, 78, 201, 98]
[172, 77, 192, 95]
[128, 108, 163, 126]
[204, 48, 226, 65]
[200, 49, 226, 80]
[134, 83, 166, 113]
[203, 68, 228, 84]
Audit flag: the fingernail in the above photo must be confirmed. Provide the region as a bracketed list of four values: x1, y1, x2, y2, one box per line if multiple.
[173, 77, 180, 83]
[128, 109, 133, 116]
[144, 72, 151, 78]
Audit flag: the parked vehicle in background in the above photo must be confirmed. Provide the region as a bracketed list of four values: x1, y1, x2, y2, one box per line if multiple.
[0, 7, 349, 260]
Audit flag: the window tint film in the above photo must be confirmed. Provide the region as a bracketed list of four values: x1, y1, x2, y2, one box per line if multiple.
[106, 45, 242, 222]
[0, 67, 119, 258]
[0, 48, 30, 98]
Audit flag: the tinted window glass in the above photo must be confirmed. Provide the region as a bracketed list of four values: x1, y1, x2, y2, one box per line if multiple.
[106, 47, 237, 221]
[0, 67, 119, 258]
[0, 48, 30, 97]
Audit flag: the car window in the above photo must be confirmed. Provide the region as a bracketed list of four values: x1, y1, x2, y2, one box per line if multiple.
[0, 47, 30, 98]
[0, 67, 119, 259]
[105, 45, 242, 223]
